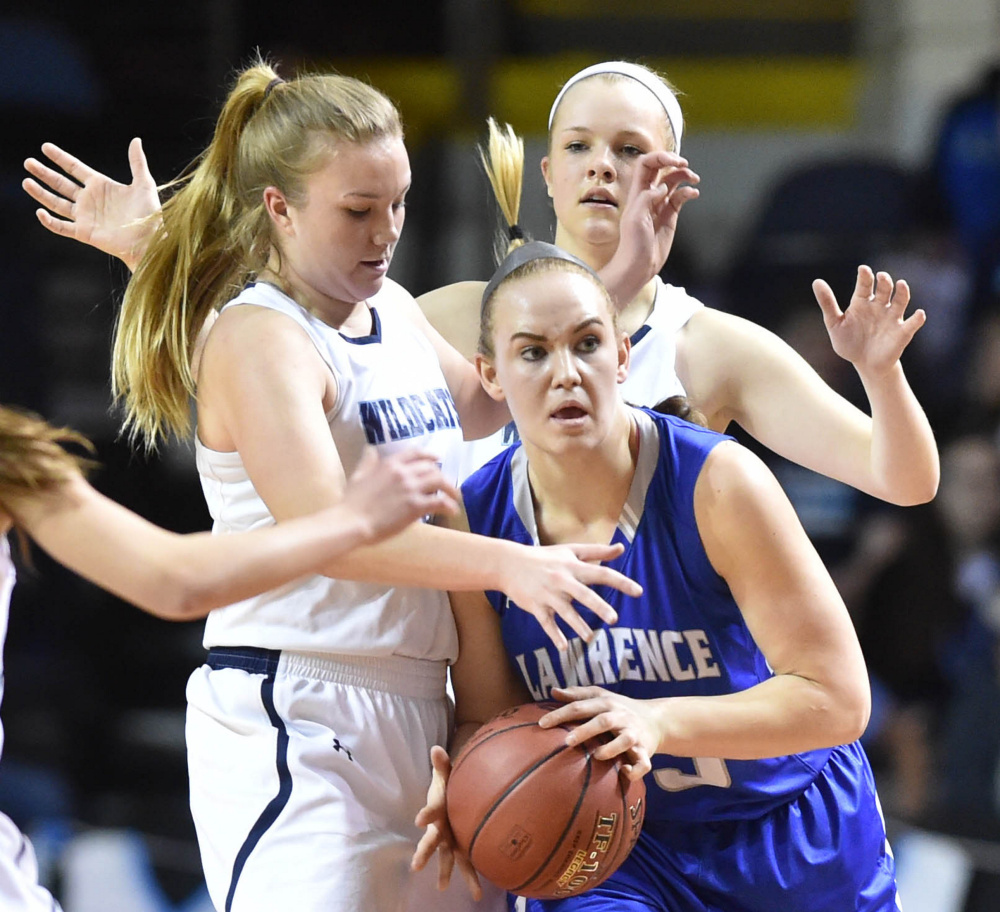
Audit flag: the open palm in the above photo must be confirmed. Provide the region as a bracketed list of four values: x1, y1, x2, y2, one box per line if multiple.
[23, 137, 161, 271]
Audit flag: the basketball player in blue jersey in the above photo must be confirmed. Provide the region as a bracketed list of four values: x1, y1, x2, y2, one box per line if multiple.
[412, 241, 901, 911]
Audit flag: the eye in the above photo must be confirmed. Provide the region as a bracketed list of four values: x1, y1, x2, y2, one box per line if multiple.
[520, 345, 546, 362]
[346, 208, 369, 219]
[392, 200, 407, 212]
[565, 140, 588, 153]
[577, 334, 601, 353]
[620, 144, 645, 158]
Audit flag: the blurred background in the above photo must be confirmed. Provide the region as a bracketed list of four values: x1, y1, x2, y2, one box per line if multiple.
[1, 1, 1000, 910]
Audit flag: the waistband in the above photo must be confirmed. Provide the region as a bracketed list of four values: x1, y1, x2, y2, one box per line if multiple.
[206, 646, 447, 700]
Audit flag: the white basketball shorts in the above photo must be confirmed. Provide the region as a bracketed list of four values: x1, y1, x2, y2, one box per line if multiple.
[186, 646, 490, 912]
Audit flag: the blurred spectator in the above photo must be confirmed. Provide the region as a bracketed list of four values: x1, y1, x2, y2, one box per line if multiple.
[927, 63, 1000, 321]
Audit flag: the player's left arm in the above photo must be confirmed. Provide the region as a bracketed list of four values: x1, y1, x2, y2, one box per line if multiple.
[394, 284, 511, 440]
[677, 268, 938, 506]
[660, 440, 870, 758]
[411, 504, 529, 891]
[543, 440, 870, 762]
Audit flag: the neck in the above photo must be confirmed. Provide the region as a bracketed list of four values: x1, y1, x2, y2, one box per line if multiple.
[523, 406, 638, 545]
[257, 266, 366, 331]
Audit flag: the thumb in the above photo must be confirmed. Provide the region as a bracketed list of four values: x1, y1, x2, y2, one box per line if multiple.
[128, 137, 153, 184]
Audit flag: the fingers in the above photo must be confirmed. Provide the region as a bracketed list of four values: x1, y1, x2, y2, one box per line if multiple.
[565, 582, 619, 627]
[22, 163, 80, 208]
[854, 264, 875, 298]
[811, 278, 842, 324]
[455, 852, 483, 900]
[538, 614, 570, 651]
[39, 141, 97, 183]
[578, 561, 643, 599]
[33, 208, 79, 240]
[548, 600, 595, 646]
[888, 277, 911, 312]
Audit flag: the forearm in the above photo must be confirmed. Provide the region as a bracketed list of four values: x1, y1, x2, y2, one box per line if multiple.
[321, 520, 518, 591]
[856, 361, 939, 505]
[598, 257, 647, 310]
[653, 673, 870, 761]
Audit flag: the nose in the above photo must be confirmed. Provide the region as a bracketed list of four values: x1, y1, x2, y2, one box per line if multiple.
[551, 347, 582, 389]
[373, 207, 402, 246]
[587, 146, 616, 182]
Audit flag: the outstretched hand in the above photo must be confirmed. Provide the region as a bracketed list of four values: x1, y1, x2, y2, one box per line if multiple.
[23, 137, 161, 271]
[605, 150, 700, 308]
[412, 746, 483, 899]
[813, 265, 926, 375]
[342, 448, 459, 544]
[504, 542, 642, 651]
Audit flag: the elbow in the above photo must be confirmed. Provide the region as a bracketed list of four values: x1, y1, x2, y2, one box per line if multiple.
[825, 679, 872, 746]
[884, 464, 941, 507]
[141, 570, 218, 621]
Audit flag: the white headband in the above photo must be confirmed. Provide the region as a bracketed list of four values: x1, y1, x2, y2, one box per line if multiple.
[547, 62, 683, 155]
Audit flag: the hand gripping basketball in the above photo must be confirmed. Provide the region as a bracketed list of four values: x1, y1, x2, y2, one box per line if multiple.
[445, 702, 646, 900]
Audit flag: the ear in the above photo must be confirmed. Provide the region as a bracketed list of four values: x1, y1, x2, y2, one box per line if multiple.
[540, 155, 553, 199]
[475, 353, 506, 403]
[262, 186, 294, 236]
[617, 331, 631, 384]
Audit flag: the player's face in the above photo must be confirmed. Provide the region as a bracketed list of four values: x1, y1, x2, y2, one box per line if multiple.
[542, 79, 671, 263]
[481, 268, 630, 455]
[275, 135, 410, 308]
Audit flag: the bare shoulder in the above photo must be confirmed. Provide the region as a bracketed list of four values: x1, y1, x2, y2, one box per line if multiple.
[203, 304, 320, 377]
[697, 439, 777, 505]
[416, 281, 488, 360]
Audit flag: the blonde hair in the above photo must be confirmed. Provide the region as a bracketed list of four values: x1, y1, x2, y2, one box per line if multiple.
[0, 405, 93, 514]
[113, 56, 403, 450]
[478, 118, 534, 356]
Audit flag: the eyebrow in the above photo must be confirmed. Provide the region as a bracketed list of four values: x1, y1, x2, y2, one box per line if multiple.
[509, 316, 604, 342]
[559, 127, 652, 141]
[344, 183, 411, 201]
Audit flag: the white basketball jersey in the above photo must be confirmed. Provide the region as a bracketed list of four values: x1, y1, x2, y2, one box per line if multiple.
[197, 280, 464, 661]
[448, 277, 703, 481]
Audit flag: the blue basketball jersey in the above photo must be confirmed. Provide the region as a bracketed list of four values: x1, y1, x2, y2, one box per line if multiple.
[461, 407, 836, 824]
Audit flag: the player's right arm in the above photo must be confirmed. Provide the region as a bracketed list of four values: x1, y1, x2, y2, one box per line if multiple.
[411, 507, 533, 891]
[5, 447, 458, 622]
[200, 306, 641, 650]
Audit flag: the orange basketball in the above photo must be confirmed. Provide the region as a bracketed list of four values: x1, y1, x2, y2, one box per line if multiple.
[445, 702, 645, 900]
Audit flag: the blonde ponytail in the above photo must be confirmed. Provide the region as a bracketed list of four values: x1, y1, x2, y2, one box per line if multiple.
[113, 55, 402, 451]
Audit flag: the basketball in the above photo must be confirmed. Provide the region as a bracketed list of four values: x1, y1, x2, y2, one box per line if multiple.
[445, 701, 646, 900]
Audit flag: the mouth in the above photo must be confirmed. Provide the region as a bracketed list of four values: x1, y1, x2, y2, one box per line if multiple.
[551, 404, 588, 421]
[580, 189, 617, 208]
[360, 256, 390, 274]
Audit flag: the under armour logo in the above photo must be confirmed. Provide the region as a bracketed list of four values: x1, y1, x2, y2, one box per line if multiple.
[332, 738, 354, 762]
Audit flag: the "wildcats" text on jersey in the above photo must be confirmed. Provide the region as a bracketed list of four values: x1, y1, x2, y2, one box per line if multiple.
[359, 389, 461, 444]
